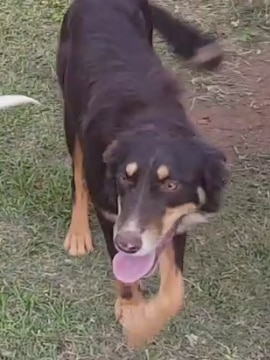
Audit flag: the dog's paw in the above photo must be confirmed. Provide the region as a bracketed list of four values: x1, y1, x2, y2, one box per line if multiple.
[116, 299, 158, 348]
[115, 293, 144, 322]
[64, 230, 93, 256]
[192, 42, 223, 70]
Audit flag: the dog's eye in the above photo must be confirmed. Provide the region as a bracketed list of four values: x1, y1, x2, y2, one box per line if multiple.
[160, 179, 179, 192]
[118, 173, 133, 187]
[119, 173, 129, 184]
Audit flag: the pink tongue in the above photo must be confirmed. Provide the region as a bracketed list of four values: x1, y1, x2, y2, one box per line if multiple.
[112, 251, 156, 283]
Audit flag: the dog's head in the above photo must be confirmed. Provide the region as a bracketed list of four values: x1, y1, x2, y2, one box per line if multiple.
[104, 129, 228, 257]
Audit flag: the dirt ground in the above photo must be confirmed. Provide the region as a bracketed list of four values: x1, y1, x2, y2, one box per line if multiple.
[189, 53, 270, 160]
[154, 0, 270, 162]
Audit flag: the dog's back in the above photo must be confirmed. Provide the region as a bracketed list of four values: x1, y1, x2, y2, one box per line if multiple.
[57, 0, 222, 123]
[57, 0, 171, 134]
[57, 0, 154, 90]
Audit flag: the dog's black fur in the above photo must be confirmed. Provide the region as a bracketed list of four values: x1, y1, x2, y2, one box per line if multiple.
[57, 0, 227, 285]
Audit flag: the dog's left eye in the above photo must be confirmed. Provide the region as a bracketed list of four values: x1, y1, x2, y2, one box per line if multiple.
[160, 179, 179, 192]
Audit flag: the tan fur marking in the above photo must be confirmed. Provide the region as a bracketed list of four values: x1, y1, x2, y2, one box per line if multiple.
[117, 243, 184, 347]
[103, 139, 118, 163]
[117, 195, 122, 215]
[197, 186, 206, 205]
[161, 203, 197, 236]
[64, 138, 93, 256]
[100, 208, 117, 223]
[126, 162, 138, 177]
[157, 165, 169, 180]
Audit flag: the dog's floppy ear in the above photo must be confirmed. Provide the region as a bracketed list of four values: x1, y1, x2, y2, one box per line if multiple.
[201, 148, 229, 213]
[0, 95, 40, 110]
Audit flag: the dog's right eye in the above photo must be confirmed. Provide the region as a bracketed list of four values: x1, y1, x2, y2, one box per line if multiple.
[160, 179, 180, 192]
[118, 173, 134, 187]
[119, 173, 128, 184]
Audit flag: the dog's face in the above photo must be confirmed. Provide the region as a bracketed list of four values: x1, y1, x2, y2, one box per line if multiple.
[104, 133, 228, 256]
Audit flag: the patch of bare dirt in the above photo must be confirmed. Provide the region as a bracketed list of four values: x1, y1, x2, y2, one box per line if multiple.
[186, 53, 270, 161]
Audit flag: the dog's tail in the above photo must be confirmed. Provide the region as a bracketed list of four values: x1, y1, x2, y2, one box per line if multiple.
[149, 4, 223, 70]
[0, 95, 40, 110]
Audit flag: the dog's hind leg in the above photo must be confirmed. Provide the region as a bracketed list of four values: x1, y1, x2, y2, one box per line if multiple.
[150, 4, 223, 70]
[64, 134, 93, 256]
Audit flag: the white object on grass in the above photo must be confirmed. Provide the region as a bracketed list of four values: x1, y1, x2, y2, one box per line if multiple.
[0, 95, 40, 110]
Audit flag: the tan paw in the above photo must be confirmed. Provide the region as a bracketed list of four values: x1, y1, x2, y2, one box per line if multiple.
[64, 230, 93, 256]
[115, 294, 144, 322]
[117, 300, 154, 348]
[115, 297, 124, 321]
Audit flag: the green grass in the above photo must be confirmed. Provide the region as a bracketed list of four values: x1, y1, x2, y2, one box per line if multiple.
[0, 0, 270, 359]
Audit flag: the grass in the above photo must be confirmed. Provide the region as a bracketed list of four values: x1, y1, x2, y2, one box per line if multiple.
[0, 0, 270, 359]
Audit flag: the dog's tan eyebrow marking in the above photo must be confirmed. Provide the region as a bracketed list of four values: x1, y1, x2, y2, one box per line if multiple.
[157, 165, 169, 180]
[126, 162, 138, 176]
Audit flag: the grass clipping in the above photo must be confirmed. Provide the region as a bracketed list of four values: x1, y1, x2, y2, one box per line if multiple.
[116, 243, 184, 348]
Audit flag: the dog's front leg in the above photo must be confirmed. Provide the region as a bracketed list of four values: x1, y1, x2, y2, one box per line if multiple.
[118, 243, 184, 348]
[115, 281, 145, 321]
[64, 138, 93, 256]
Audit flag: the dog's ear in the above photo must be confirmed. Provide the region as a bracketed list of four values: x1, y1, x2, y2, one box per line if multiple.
[201, 148, 229, 213]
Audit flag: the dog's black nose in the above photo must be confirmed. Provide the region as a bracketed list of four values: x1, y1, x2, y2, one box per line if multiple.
[114, 231, 142, 254]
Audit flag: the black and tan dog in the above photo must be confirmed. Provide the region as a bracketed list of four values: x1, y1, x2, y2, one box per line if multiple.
[56, 0, 227, 346]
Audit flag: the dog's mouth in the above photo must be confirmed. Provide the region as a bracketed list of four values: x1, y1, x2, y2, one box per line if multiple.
[112, 224, 177, 283]
[112, 211, 210, 283]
